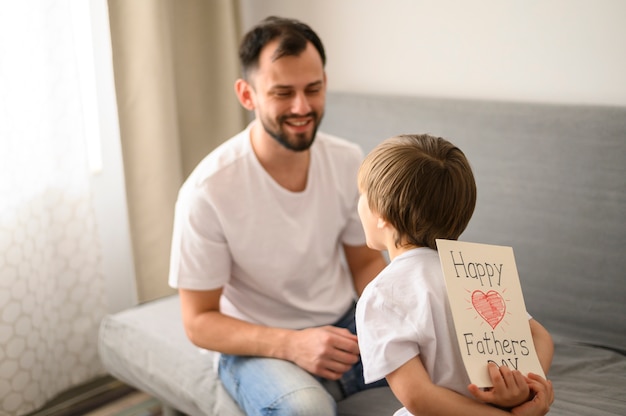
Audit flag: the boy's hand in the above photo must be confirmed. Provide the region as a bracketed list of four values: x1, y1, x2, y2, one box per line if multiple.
[468, 363, 530, 408]
[511, 373, 554, 416]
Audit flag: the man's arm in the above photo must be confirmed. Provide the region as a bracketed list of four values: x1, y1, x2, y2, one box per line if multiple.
[343, 244, 387, 296]
[386, 356, 553, 416]
[179, 288, 287, 356]
[178, 288, 361, 380]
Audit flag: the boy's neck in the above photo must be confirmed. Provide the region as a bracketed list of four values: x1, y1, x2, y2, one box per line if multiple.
[388, 242, 420, 261]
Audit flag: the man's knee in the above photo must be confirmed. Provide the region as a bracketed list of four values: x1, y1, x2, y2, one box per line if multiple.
[261, 385, 336, 416]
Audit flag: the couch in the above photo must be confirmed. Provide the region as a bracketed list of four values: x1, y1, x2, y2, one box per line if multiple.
[99, 92, 626, 415]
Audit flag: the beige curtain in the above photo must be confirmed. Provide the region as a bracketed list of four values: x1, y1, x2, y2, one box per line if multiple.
[107, 0, 247, 302]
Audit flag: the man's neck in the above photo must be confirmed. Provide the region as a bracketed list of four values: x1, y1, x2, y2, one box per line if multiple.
[250, 121, 310, 192]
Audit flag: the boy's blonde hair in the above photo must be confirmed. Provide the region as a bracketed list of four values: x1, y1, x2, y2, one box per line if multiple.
[358, 134, 477, 250]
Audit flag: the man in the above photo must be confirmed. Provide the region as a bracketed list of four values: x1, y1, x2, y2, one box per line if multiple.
[169, 16, 390, 415]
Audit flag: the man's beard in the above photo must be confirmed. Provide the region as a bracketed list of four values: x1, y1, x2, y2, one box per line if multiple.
[261, 112, 323, 152]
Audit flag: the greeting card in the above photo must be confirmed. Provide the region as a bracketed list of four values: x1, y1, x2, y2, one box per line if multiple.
[436, 239, 545, 387]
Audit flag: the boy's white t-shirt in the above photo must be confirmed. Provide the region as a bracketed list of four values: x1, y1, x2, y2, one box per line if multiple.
[356, 247, 473, 415]
[169, 125, 366, 329]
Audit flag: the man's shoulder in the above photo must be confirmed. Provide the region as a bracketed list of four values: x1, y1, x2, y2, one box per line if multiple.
[186, 130, 250, 186]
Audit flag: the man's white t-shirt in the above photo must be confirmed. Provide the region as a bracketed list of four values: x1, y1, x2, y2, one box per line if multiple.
[169, 125, 366, 329]
[356, 247, 472, 416]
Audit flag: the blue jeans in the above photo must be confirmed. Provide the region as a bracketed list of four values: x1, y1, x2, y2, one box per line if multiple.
[218, 304, 388, 416]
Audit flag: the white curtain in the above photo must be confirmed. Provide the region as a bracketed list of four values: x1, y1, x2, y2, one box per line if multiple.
[0, 1, 107, 414]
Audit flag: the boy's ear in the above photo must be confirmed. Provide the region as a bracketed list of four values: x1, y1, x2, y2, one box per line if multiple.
[377, 216, 387, 229]
[234, 79, 255, 111]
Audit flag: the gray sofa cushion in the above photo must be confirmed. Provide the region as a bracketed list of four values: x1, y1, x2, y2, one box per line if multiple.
[99, 295, 402, 416]
[323, 92, 626, 353]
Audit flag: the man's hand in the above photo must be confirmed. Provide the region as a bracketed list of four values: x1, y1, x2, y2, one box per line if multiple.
[285, 326, 360, 380]
[468, 363, 530, 408]
[511, 373, 554, 416]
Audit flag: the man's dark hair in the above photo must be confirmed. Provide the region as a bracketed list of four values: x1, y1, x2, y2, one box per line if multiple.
[238, 16, 326, 79]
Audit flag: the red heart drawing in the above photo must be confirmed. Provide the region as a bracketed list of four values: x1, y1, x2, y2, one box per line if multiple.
[471, 290, 506, 329]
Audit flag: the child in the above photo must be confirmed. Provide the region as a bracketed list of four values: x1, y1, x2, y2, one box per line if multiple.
[355, 134, 554, 415]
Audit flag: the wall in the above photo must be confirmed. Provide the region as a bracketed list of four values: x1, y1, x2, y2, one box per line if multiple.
[240, 0, 626, 106]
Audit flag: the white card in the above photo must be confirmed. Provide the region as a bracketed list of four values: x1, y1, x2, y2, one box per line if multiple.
[436, 239, 545, 387]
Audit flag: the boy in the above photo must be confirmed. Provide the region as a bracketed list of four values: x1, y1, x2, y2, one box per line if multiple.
[355, 134, 554, 415]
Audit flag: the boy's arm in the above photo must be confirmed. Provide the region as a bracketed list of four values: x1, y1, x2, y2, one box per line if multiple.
[386, 356, 551, 416]
[529, 319, 554, 375]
